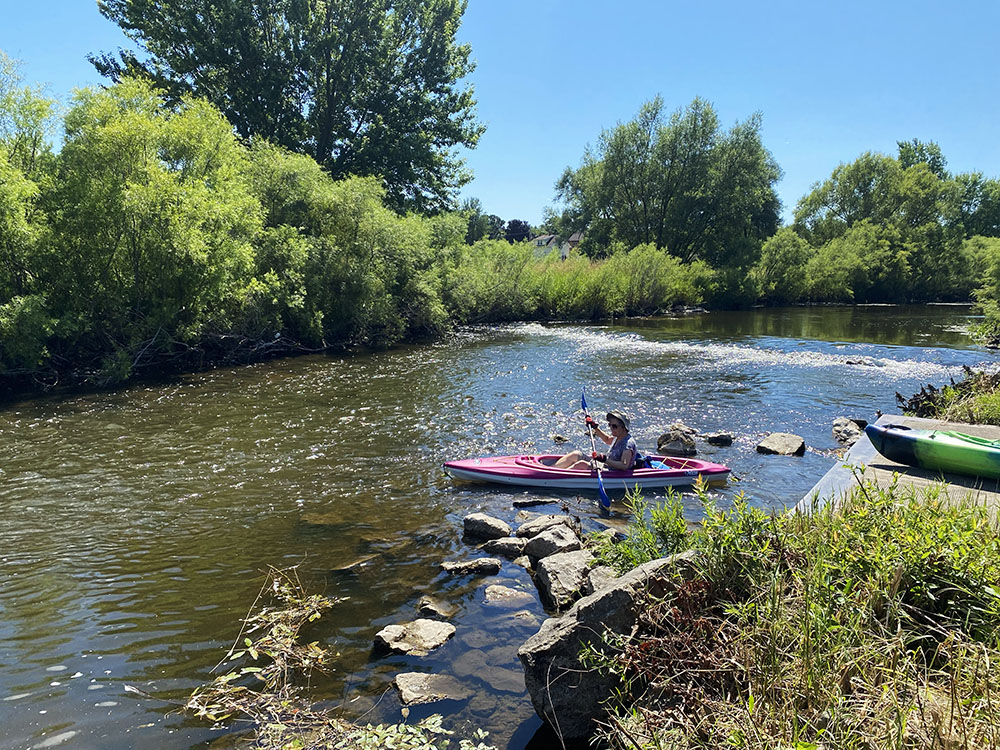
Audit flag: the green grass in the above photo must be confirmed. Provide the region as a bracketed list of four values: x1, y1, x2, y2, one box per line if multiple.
[587, 478, 1000, 749]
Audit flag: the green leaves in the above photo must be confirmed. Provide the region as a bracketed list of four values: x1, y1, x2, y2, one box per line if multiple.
[94, 0, 482, 212]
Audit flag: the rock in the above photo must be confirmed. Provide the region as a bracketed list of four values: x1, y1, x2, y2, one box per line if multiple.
[480, 536, 527, 558]
[513, 497, 557, 508]
[657, 422, 698, 456]
[516, 514, 580, 538]
[440, 557, 502, 576]
[512, 556, 532, 570]
[535, 550, 595, 611]
[480, 666, 525, 694]
[515, 510, 540, 524]
[518, 551, 701, 742]
[524, 524, 581, 563]
[394, 673, 472, 705]
[416, 595, 456, 619]
[704, 432, 734, 447]
[452, 648, 489, 677]
[375, 619, 455, 656]
[832, 417, 864, 447]
[506, 609, 540, 628]
[484, 584, 536, 608]
[551, 434, 569, 444]
[459, 629, 499, 650]
[463, 513, 511, 541]
[583, 565, 620, 596]
[756, 432, 806, 456]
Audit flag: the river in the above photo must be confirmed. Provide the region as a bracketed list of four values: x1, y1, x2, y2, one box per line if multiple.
[0, 305, 996, 749]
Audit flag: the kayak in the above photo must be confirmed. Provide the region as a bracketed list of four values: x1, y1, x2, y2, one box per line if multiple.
[443, 454, 731, 490]
[865, 423, 1000, 480]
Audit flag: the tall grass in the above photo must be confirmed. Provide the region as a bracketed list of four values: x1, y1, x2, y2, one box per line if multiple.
[587, 479, 1000, 749]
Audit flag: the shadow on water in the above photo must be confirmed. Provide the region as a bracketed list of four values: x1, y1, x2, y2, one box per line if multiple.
[0, 305, 996, 749]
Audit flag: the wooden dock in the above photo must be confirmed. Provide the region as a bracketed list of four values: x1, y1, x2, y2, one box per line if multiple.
[797, 414, 1000, 514]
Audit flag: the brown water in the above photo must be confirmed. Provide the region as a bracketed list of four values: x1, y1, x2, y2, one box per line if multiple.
[0, 306, 995, 749]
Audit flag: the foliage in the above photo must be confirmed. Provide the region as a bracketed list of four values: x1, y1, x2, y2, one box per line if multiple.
[555, 96, 781, 269]
[92, 0, 483, 212]
[185, 567, 496, 750]
[588, 478, 1000, 749]
[752, 227, 813, 304]
[0, 50, 57, 177]
[591, 487, 689, 574]
[40, 78, 261, 383]
[897, 366, 1000, 425]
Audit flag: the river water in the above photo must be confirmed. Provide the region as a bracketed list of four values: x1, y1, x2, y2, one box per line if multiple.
[0, 306, 996, 749]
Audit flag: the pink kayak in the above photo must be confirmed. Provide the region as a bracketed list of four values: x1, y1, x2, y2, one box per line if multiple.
[443, 454, 730, 490]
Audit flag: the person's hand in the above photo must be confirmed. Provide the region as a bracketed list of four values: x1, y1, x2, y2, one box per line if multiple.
[585, 416, 599, 430]
[591, 451, 607, 462]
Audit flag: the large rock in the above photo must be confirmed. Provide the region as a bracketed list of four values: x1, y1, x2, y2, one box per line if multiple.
[657, 422, 697, 456]
[518, 551, 700, 741]
[524, 524, 581, 562]
[535, 549, 595, 611]
[440, 557, 502, 576]
[756, 432, 805, 456]
[832, 417, 865, 447]
[375, 619, 455, 656]
[463, 513, 511, 541]
[583, 565, 620, 596]
[480, 536, 527, 558]
[516, 514, 580, 539]
[394, 673, 472, 705]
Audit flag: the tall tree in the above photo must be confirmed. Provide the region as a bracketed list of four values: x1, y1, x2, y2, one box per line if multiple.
[554, 96, 781, 265]
[504, 219, 531, 243]
[91, 0, 483, 212]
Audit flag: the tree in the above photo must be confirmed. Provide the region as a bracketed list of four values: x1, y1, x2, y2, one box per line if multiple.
[42, 79, 262, 381]
[504, 219, 531, 243]
[91, 0, 483, 212]
[898, 138, 948, 179]
[554, 96, 781, 266]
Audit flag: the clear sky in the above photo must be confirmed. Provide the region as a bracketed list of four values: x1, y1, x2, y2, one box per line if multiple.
[4, 1, 999, 226]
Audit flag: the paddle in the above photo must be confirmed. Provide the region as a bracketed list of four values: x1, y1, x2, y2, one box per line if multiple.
[582, 389, 612, 512]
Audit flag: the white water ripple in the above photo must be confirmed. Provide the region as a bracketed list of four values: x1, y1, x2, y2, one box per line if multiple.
[517, 323, 977, 381]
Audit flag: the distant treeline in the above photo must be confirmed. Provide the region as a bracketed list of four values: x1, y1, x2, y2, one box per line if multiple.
[3, 64, 1000, 395]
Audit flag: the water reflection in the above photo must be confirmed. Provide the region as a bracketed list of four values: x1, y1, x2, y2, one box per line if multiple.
[0, 305, 996, 749]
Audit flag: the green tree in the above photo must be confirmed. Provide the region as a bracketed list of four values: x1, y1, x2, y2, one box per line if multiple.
[753, 227, 813, 304]
[0, 50, 57, 178]
[897, 138, 948, 179]
[42, 79, 262, 382]
[92, 0, 483, 212]
[554, 96, 781, 267]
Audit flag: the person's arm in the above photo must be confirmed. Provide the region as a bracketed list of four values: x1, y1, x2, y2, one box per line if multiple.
[604, 448, 634, 471]
[585, 417, 613, 444]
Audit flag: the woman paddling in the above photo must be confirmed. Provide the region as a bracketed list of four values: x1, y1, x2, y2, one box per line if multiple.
[553, 409, 636, 471]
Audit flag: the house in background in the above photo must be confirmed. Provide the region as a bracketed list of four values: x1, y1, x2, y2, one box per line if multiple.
[529, 231, 583, 260]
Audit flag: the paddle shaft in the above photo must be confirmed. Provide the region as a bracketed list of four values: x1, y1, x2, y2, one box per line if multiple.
[585, 412, 612, 511]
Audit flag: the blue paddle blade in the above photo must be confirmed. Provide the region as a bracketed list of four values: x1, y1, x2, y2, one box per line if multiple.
[596, 473, 611, 511]
[581, 389, 588, 412]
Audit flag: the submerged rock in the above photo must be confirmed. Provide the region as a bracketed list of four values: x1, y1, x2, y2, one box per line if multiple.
[440, 557, 502, 576]
[375, 619, 455, 656]
[484, 584, 535, 608]
[394, 673, 472, 705]
[416, 595, 457, 619]
[756, 432, 806, 456]
[463, 513, 511, 541]
[704, 432, 734, 447]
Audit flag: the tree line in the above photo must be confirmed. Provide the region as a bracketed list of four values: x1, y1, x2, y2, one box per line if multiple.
[4, 0, 1000, 395]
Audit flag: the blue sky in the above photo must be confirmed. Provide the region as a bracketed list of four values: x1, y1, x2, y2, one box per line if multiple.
[4, 1, 999, 226]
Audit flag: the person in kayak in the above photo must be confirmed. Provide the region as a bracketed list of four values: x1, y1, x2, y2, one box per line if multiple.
[553, 409, 636, 471]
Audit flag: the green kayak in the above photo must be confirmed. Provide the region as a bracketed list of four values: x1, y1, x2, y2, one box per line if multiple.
[865, 423, 1000, 480]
